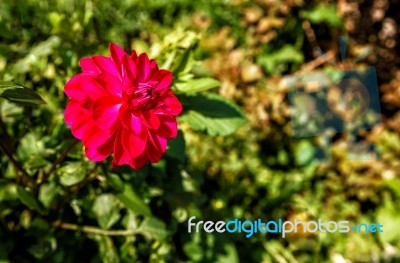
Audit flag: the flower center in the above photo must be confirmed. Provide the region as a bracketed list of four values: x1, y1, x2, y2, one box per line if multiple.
[123, 81, 159, 111]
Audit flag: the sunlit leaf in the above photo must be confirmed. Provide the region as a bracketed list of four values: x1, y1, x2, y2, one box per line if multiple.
[175, 78, 220, 93]
[172, 49, 194, 75]
[257, 45, 304, 74]
[116, 185, 151, 216]
[39, 182, 60, 209]
[16, 186, 45, 214]
[300, 4, 342, 27]
[377, 201, 400, 243]
[95, 236, 120, 263]
[106, 173, 124, 192]
[137, 216, 169, 240]
[58, 162, 86, 186]
[179, 93, 247, 136]
[0, 81, 45, 106]
[92, 194, 121, 230]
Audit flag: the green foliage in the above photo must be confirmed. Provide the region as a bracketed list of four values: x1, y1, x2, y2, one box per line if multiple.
[0, 81, 44, 106]
[258, 45, 304, 75]
[175, 78, 220, 93]
[58, 162, 89, 186]
[17, 186, 45, 214]
[115, 185, 152, 217]
[136, 217, 169, 240]
[300, 4, 343, 28]
[165, 131, 185, 162]
[180, 93, 247, 136]
[92, 194, 121, 230]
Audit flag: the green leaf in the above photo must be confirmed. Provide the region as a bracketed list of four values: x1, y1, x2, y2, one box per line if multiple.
[0, 239, 12, 261]
[30, 217, 50, 230]
[179, 93, 247, 136]
[92, 194, 121, 230]
[300, 4, 342, 27]
[165, 130, 185, 162]
[106, 173, 124, 192]
[0, 82, 14, 88]
[257, 45, 304, 74]
[137, 216, 168, 240]
[20, 210, 31, 229]
[216, 242, 239, 263]
[95, 236, 120, 263]
[183, 232, 205, 261]
[17, 133, 45, 163]
[27, 236, 57, 260]
[172, 49, 194, 76]
[121, 211, 140, 231]
[377, 199, 400, 243]
[116, 185, 151, 217]
[384, 179, 400, 198]
[175, 78, 220, 93]
[0, 184, 18, 201]
[58, 162, 86, 186]
[295, 140, 316, 165]
[39, 182, 60, 209]
[0, 81, 45, 106]
[17, 186, 45, 213]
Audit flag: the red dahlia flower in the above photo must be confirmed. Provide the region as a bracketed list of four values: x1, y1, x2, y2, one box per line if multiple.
[64, 43, 182, 169]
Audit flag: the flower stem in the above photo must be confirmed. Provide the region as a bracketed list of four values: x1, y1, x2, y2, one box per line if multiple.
[42, 140, 79, 184]
[52, 221, 137, 236]
[0, 115, 35, 187]
[51, 162, 100, 212]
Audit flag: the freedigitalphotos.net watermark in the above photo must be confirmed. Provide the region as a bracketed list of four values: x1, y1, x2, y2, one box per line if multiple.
[187, 216, 383, 238]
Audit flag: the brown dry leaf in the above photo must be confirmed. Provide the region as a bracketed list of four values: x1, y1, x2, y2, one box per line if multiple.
[242, 6, 264, 24]
[256, 17, 285, 33]
[241, 63, 263, 83]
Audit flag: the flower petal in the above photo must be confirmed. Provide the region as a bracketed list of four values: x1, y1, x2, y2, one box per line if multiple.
[156, 115, 178, 138]
[92, 56, 119, 77]
[119, 107, 143, 135]
[148, 59, 159, 79]
[136, 53, 151, 83]
[112, 129, 132, 167]
[153, 70, 172, 91]
[82, 124, 116, 148]
[155, 93, 182, 116]
[145, 133, 166, 163]
[80, 57, 100, 73]
[64, 100, 92, 139]
[122, 55, 137, 87]
[122, 127, 147, 158]
[140, 110, 160, 129]
[85, 131, 115, 161]
[128, 153, 148, 170]
[109, 43, 126, 76]
[131, 50, 138, 62]
[64, 73, 108, 101]
[86, 147, 106, 161]
[93, 73, 123, 98]
[92, 96, 122, 128]
[64, 100, 83, 126]
[150, 132, 167, 153]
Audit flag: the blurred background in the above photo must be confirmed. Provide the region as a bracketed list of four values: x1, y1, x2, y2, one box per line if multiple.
[0, 0, 400, 262]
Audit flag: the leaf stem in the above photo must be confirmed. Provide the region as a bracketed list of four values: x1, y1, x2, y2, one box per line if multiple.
[53, 221, 137, 236]
[42, 140, 79, 183]
[0, 115, 35, 187]
[51, 162, 100, 212]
